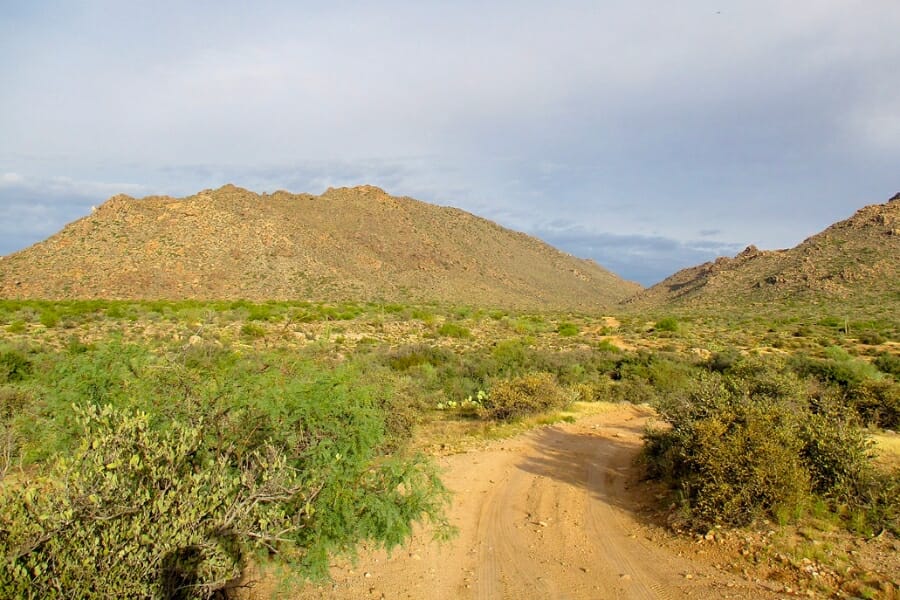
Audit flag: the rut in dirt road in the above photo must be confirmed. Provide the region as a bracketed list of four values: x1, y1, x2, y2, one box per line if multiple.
[297, 405, 783, 600]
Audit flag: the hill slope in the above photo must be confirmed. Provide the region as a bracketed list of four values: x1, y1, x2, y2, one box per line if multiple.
[0, 184, 640, 310]
[627, 194, 900, 310]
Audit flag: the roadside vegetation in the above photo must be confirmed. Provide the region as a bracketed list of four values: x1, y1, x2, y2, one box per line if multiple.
[0, 299, 897, 597]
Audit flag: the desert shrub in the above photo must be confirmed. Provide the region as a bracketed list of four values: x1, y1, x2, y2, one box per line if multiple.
[0, 404, 303, 599]
[858, 330, 886, 345]
[5, 320, 26, 334]
[179, 341, 235, 371]
[654, 317, 680, 333]
[437, 321, 471, 339]
[246, 304, 275, 321]
[644, 376, 811, 528]
[384, 344, 452, 371]
[480, 373, 571, 421]
[0, 348, 32, 383]
[847, 379, 900, 429]
[595, 339, 621, 354]
[240, 322, 267, 339]
[490, 338, 533, 374]
[409, 307, 436, 322]
[572, 379, 612, 403]
[707, 348, 742, 373]
[801, 392, 874, 493]
[557, 322, 579, 337]
[0, 387, 28, 476]
[39, 310, 60, 328]
[646, 356, 696, 395]
[65, 335, 91, 355]
[612, 377, 658, 405]
[644, 365, 900, 533]
[0, 352, 453, 593]
[818, 316, 844, 328]
[874, 352, 900, 378]
[790, 350, 896, 427]
[728, 355, 806, 401]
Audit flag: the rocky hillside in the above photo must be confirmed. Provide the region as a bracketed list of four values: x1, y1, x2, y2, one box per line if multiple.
[627, 193, 900, 310]
[0, 185, 640, 310]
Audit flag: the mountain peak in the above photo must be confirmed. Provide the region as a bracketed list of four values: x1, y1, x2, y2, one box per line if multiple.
[627, 194, 899, 309]
[0, 186, 639, 309]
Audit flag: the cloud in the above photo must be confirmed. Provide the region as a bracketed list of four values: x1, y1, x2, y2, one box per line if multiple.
[534, 227, 745, 287]
[0, 2, 898, 283]
[0, 173, 146, 254]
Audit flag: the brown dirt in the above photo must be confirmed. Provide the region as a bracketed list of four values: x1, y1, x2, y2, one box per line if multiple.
[292, 405, 786, 600]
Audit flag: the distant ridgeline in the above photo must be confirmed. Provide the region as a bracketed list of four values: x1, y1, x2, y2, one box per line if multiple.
[627, 194, 900, 311]
[0, 184, 640, 310]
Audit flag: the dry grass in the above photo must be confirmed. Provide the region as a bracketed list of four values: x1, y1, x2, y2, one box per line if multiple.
[871, 432, 900, 469]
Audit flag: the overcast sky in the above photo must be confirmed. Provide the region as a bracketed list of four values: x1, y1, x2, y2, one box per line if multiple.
[1, 1, 898, 285]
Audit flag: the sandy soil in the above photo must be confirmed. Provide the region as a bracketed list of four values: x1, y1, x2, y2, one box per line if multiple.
[293, 404, 789, 600]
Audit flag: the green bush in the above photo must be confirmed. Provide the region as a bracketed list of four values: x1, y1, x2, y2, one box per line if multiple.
[437, 322, 471, 339]
[384, 344, 452, 371]
[0, 348, 32, 383]
[39, 310, 60, 328]
[874, 352, 900, 378]
[643, 367, 899, 533]
[557, 322, 579, 337]
[0, 404, 303, 599]
[858, 331, 886, 345]
[480, 373, 570, 421]
[0, 345, 453, 592]
[707, 348, 742, 373]
[5, 320, 26, 334]
[644, 377, 811, 527]
[240, 322, 266, 339]
[848, 379, 900, 429]
[790, 350, 881, 388]
[654, 317, 680, 333]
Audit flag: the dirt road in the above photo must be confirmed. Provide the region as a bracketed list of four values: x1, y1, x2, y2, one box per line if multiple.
[298, 404, 784, 599]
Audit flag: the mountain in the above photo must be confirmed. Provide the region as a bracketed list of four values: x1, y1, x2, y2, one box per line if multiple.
[0, 184, 640, 310]
[627, 194, 900, 310]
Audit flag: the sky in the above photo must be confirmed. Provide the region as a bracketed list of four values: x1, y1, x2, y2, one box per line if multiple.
[1, 1, 898, 286]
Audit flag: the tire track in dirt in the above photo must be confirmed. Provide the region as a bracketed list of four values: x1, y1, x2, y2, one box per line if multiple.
[294, 405, 786, 600]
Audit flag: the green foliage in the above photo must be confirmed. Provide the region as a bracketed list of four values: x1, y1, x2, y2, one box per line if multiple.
[848, 379, 900, 429]
[644, 376, 811, 528]
[0, 404, 303, 599]
[480, 373, 571, 421]
[39, 310, 60, 328]
[0, 339, 453, 591]
[384, 344, 452, 371]
[858, 330, 886, 345]
[5, 320, 26, 334]
[437, 321, 471, 339]
[594, 339, 621, 354]
[643, 363, 899, 533]
[0, 348, 32, 384]
[789, 349, 896, 427]
[654, 317, 680, 333]
[707, 348, 742, 373]
[240, 322, 267, 339]
[556, 322, 579, 337]
[874, 352, 900, 378]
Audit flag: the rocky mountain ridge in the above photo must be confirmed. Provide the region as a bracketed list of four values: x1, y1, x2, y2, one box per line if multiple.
[627, 193, 900, 309]
[0, 184, 641, 310]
